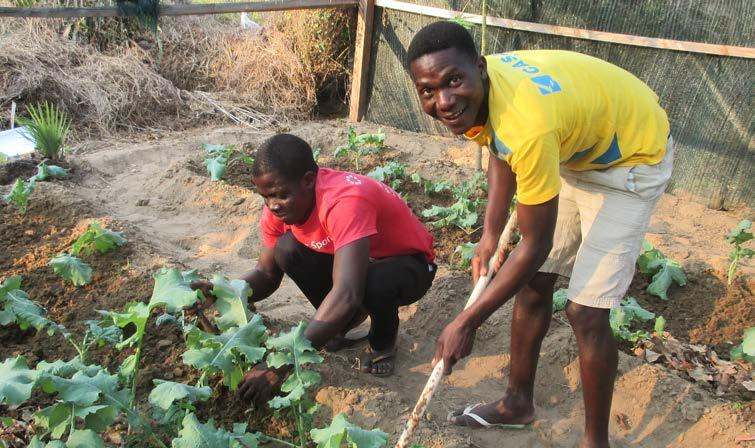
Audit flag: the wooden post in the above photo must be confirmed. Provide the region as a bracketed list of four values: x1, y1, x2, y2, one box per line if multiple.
[348, 0, 375, 122]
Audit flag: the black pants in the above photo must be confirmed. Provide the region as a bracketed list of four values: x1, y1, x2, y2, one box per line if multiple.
[274, 232, 436, 351]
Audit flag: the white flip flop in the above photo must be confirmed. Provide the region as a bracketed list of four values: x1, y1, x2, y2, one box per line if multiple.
[447, 403, 529, 429]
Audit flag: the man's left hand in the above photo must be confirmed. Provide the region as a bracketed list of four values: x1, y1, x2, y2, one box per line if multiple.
[432, 318, 477, 375]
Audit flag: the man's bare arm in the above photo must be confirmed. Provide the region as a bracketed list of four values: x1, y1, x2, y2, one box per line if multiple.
[304, 237, 370, 349]
[241, 246, 284, 302]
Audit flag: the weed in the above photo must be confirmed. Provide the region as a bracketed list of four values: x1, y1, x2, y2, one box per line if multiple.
[19, 102, 71, 160]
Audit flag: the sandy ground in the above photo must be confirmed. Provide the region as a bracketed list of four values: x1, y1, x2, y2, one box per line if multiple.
[2, 120, 752, 447]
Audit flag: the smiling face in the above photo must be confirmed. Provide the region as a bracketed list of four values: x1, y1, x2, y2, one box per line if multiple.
[410, 47, 489, 135]
[252, 171, 316, 225]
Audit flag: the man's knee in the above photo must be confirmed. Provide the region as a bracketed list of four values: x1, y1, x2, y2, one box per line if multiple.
[565, 301, 610, 334]
[517, 272, 558, 307]
[273, 232, 299, 271]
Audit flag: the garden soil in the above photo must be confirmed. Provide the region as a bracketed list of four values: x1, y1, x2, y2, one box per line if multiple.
[1, 121, 752, 447]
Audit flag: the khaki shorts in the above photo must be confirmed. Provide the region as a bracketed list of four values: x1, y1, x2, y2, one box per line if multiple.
[539, 137, 674, 309]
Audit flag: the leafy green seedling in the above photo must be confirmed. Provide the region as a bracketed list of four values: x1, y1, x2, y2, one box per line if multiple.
[32, 162, 69, 182]
[367, 161, 408, 190]
[637, 241, 686, 300]
[410, 173, 452, 194]
[654, 315, 666, 335]
[609, 297, 655, 343]
[334, 127, 385, 171]
[266, 322, 324, 446]
[451, 242, 477, 270]
[148, 380, 212, 428]
[725, 219, 753, 285]
[729, 327, 755, 363]
[0, 276, 67, 335]
[202, 143, 253, 181]
[4, 177, 36, 215]
[0, 356, 38, 405]
[552, 288, 569, 313]
[71, 221, 127, 256]
[171, 413, 258, 448]
[310, 413, 388, 448]
[182, 315, 267, 390]
[421, 197, 480, 234]
[49, 254, 92, 286]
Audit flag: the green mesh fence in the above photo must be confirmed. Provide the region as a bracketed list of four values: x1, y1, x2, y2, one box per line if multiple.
[363, 1, 754, 209]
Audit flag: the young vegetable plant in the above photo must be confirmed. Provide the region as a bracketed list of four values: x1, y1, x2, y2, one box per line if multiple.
[4, 177, 36, 215]
[31, 161, 69, 182]
[262, 322, 389, 448]
[367, 161, 408, 190]
[450, 242, 476, 270]
[71, 221, 127, 256]
[609, 297, 656, 344]
[725, 219, 753, 285]
[49, 254, 93, 286]
[421, 173, 488, 235]
[0, 275, 66, 336]
[334, 127, 385, 171]
[637, 241, 686, 300]
[411, 172, 452, 194]
[203, 143, 254, 182]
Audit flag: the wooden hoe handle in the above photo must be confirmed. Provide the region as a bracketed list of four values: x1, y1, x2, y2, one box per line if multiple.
[395, 211, 519, 448]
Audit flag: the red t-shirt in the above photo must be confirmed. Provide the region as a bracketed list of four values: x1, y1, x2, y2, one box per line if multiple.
[260, 168, 435, 263]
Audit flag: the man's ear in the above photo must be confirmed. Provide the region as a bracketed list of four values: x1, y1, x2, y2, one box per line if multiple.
[301, 171, 317, 190]
[478, 56, 488, 80]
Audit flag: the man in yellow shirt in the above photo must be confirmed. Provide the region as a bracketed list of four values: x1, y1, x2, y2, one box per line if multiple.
[408, 21, 673, 447]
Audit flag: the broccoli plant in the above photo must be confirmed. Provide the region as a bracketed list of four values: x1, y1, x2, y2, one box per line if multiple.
[450, 242, 477, 270]
[411, 173, 452, 194]
[0, 276, 66, 335]
[311, 413, 388, 448]
[31, 162, 69, 182]
[421, 173, 488, 235]
[367, 161, 408, 191]
[71, 221, 127, 256]
[4, 177, 36, 215]
[609, 297, 655, 343]
[203, 143, 254, 182]
[334, 127, 385, 171]
[725, 219, 753, 285]
[637, 241, 686, 300]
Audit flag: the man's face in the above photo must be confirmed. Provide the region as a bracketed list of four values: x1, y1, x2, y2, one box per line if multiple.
[410, 47, 488, 135]
[253, 171, 316, 225]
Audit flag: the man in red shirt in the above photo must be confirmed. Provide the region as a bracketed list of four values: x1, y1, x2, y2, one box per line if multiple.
[195, 133, 436, 403]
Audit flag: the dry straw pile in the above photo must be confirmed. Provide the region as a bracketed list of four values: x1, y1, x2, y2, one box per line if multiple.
[0, 10, 354, 137]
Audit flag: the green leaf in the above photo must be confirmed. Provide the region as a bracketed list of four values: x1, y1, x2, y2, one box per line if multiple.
[268, 370, 320, 409]
[182, 315, 267, 390]
[646, 258, 686, 300]
[609, 297, 654, 343]
[725, 219, 753, 245]
[311, 413, 388, 448]
[552, 288, 568, 312]
[98, 301, 150, 349]
[742, 327, 755, 357]
[210, 275, 252, 331]
[148, 380, 212, 411]
[66, 429, 105, 448]
[35, 403, 71, 439]
[451, 242, 476, 270]
[28, 437, 66, 448]
[33, 162, 69, 182]
[0, 356, 38, 405]
[49, 254, 92, 286]
[265, 322, 323, 369]
[654, 316, 666, 334]
[205, 156, 228, 181]
[0, 276, 66, 335]
[4, 177, 36, 215]
[149, 268, 202, 312]
[172, 413, 258, 448]
[71, 221, 127, 256]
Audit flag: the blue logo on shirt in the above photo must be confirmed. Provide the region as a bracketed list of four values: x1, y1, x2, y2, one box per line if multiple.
[498, 54, 562, 96]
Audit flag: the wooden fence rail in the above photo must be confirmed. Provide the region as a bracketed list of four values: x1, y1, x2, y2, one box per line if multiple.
[0, 0, 356, 18]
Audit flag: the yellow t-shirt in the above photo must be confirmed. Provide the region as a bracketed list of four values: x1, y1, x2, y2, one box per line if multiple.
[466, 50, 670, 205]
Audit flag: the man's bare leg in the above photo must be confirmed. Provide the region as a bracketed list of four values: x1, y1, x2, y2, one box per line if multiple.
[449, 272, 558, 426]
[566, 301, 616, 448]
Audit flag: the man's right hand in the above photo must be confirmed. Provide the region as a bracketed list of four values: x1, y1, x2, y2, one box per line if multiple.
[237, 362, 287, 407]
[472, 233, 505, 284]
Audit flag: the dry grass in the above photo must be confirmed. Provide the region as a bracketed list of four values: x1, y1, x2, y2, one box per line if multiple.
[0, 28, 187, 136]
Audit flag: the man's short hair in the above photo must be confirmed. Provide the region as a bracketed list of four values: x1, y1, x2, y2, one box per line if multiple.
[252, 134, 318, 182]
[406, 21, 479, 68]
